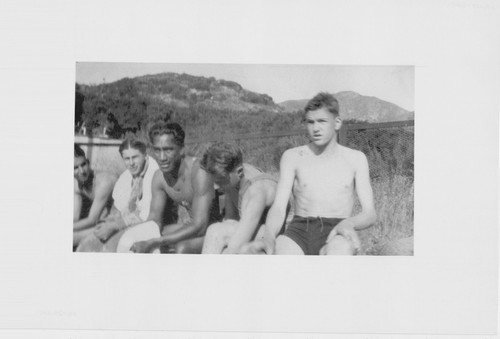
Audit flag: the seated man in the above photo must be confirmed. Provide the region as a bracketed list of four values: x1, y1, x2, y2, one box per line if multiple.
[76, 137, 159, 252]
[201, 143, 286, 254]
[247, 92, 377, 255]
[117, 121, 221, 254]
[73, 144, 116, 250]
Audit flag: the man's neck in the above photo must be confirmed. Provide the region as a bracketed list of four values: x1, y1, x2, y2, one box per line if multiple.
[81, 170, 94, 190]
[162, 159, 182, 185]
[310, 139, 340, 156]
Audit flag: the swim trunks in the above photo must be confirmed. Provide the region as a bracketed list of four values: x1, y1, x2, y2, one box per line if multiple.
[283, 216, 344, 255]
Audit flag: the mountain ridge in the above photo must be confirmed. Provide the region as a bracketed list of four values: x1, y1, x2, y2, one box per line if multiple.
[76, 73, 413, 129]
[279, 91, 413, 122]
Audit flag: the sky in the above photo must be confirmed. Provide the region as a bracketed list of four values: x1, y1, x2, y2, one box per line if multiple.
[76, 63, 415, 111]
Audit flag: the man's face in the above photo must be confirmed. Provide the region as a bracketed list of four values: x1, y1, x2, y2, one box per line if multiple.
[74, 156, 90, 184]
[305, 107, 340, 147]
[122, 148, 147, 177]
[151, 134, 183, 174]
[212, 168, 241, 193]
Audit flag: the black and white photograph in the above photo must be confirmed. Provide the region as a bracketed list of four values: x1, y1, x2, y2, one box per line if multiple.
[73, 63, 415, 256]
[1, 0, 498, 338]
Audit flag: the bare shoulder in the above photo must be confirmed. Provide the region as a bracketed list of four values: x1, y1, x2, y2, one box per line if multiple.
[340, 146, 368, 168]
[152, 169, 166, 186]
[246, 177, 276, 199]
[281, 145, 309, 165]
[190, 157, 206, 179]
[285, 145, 310, 158]
[94, 171, 117, 190]
[190, 157, 213, 191]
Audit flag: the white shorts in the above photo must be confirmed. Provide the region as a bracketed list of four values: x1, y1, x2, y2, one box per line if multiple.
[116, 221, 161, 253]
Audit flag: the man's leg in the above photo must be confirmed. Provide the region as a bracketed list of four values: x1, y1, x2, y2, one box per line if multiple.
[76, 233, 104, 252]
[320, 235, 356, 255]
[202, 221, 237, 254]
[275, 235, 305, 255]
[174, 237, 205, 254]
[116, 221, 161, 253]
[76, 227, 125, 252]
[73, 228, 94, 250]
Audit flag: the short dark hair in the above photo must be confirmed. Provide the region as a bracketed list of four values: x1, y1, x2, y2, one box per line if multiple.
[200, 142, 243, 177]
[74, 143, 86, 158]
[119, 137, 147, 156]
[148, 121, 185, 147]
[304, 92, 339, 116]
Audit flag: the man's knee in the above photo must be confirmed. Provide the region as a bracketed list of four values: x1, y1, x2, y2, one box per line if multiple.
[323, 235, 356, 255]
[205, 222, 224, 238]
[73, 228, 93, 249]
[116, 233, 134, 253]
[275, 235, 304, 255]
[205, 221, 235, 242]
[76, 233, 101, 252]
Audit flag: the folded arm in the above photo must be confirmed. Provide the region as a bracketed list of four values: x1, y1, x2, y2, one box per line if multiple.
[73, 174, 115, 232]
[225, 182, 273, 254]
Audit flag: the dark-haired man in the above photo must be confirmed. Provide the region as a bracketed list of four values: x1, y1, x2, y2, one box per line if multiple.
[117, 122, 220, 253]
[247, 92, 376, 255]
[73, 144, 115, 249]
[201, 143, 285, 254]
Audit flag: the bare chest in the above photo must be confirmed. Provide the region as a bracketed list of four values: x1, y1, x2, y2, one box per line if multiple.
[162, 170, 194, 204]
[294, 156, 355, 193]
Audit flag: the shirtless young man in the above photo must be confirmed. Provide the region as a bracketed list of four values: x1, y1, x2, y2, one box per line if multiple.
[118, 121, 220, 254]
[249, 92, 376, 255]
[201, 143, 284, 254]
[73, 144, 115, 249]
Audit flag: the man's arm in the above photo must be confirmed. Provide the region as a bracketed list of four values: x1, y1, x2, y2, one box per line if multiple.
[224, 182, 274, 254]
[261, 150, 296, 253]
[73, 174, 115, 232]
[149, 161, 214, 249]
[343, 152, 376, 230]
[74, 179, 82, 222]
[146, 170, 168, 227]
[326, 152, 376, 249]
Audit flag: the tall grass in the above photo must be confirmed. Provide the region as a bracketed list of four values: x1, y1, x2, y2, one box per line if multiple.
[357, 174, 414, 255]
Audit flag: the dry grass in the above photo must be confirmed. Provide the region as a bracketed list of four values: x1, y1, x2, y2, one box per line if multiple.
[357, 174, 414, 255]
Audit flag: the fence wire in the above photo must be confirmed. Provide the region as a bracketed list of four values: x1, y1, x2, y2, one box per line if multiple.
[341, 123, 414, 179]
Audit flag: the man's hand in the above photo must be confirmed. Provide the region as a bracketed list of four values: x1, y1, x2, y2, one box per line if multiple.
[238, 240, 267, 254]
[94, 221, 118, 242]
[326, 220, 361, 253]
[130, 240, 155, 253]
[239, 237, 275, 255]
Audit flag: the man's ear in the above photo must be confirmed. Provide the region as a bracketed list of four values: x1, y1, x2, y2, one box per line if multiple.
[335, 117, 343, 131]
[236, 165, 244, 179]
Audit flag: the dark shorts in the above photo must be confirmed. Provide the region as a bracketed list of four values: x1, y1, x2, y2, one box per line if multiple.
[282, 216, 344, 255]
